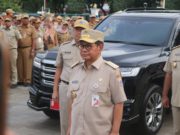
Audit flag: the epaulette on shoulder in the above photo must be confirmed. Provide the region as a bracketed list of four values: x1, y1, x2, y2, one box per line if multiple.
[61, 40, 72, 46]
[172, 45, 180, 50]
[71, 61, 83, 68]
[104, 61, 119, 69]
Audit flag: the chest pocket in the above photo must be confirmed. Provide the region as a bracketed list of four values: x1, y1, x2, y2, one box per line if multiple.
[90, 81, 112, 106]
[8, 32, 15, 38]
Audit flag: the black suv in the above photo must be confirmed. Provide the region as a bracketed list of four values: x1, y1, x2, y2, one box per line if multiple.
[27, 10, 180, 134]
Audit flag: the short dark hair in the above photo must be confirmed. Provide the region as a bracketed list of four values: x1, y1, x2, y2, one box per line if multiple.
[95, 41, 103, 46]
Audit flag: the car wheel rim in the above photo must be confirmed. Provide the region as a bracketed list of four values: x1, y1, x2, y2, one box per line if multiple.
[145, 92, 163, 132]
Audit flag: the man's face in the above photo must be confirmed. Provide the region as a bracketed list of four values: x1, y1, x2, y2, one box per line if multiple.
[34, 23, 40, 29]
[21, 18, 29, 25]
[74, 27, 84, 41]
[79, 41, 103, 62]
[4, 20, 12, 28]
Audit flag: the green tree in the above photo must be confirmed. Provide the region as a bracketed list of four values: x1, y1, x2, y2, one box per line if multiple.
[0, 0, 22, 12]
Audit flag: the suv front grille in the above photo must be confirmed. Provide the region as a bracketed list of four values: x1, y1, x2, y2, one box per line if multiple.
[32, 66, 41, 89]
[41, 59, 56, 86]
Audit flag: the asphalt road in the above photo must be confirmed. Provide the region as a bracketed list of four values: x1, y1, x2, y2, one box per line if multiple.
[7, 86, 173, 135]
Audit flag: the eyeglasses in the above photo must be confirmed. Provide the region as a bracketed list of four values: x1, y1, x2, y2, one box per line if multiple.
[79, 42, 93, 51]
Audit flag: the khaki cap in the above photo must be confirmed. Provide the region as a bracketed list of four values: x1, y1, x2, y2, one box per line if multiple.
[5, 18, 11, 21]
[65, 16, 70, 21]
[62, 21, 69, 25]
[71, 16, 78, 21]
[35, 19, 41, 24]
[74, 19, 89, 29]
[56, 16, 62, 20]
[16, 15, 22, 20]
[29, 16, 36, 21]
[21, 14, 29, 19]
[6, 8, 14, 13]
[80, 29, 104, 43]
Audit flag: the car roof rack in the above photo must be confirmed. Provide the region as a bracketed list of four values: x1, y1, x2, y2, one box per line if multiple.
[124, 8, 180, 13]
[124, 7, 166, 12]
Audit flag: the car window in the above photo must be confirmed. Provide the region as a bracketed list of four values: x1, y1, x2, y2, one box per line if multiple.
[96, 16, 175, 46]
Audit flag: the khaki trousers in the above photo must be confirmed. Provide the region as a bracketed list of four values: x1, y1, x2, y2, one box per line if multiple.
[17, 47, 33, 83]
[10, 49, 18, 84]
[172, 106, 180, 135]
[59, 82, 69, 135]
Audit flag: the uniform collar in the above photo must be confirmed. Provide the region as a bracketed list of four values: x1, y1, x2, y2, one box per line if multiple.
[83, 55, 104, 70]
[4, 26, 12, 30]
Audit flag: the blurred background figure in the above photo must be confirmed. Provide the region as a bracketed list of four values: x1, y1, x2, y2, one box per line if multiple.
[43, 17, 58, 50]
[4, 9, 14, 19]
[2, 18, 22, 88]
[34, 19, 44, 53]
[0, 30, 15, 135]
[89, 14, 97, 29]
[57, 21, 71, 45]
[17, 13, 36, 86]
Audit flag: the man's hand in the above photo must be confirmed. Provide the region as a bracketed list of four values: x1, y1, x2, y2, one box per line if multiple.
[52, 90, 59, 100]
[162, 95, 170, 108]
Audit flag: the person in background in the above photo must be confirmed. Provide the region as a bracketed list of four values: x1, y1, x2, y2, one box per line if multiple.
[43, 17, 58, 50]
[2, 18, 22, 88]
[57, 21, 71, 45]
[34, 19, 44, 53]
[4, 9, 14, 20]
[89, 15, 97, 29]
[52, 19, 89, 135]
[17, 13, 36, 86]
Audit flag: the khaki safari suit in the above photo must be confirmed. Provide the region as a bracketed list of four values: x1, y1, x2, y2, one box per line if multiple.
[55, 40, 82, 135]
[68, 56, 127, 135]
[57, 31, 71, 45]
[18, 24, 36, 83]
[3, 25, 22, 85]
[164, 46, 180, 135]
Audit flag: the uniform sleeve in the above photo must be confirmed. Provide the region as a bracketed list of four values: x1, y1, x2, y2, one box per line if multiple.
[31, 27, 37, 39]
[163, 55, 172, 73]
[15, 29, 22, 40]
[109, 68, 127, 104]
[55, 46, 63, 67]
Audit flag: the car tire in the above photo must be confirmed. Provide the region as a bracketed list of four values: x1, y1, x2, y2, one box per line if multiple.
[43, 110, 59, 119]
[138, 84, 164, 135]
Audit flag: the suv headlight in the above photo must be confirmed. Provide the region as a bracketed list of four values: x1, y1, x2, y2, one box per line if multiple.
[33, 57, 42, 68]
[121, 67, 141, 77]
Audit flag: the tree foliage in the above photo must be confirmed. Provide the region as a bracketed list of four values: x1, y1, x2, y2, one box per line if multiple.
[0, 0, 22, 12]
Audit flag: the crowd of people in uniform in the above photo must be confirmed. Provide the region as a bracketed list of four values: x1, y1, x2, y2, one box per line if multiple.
[0, 8, 105, 89]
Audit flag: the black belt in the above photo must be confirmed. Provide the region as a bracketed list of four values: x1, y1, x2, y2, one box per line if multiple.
[60, 79, 69, 85]
[18, 46, 31, 49]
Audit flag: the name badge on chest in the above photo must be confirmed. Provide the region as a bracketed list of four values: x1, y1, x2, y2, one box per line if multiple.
[92, 95, 100, 107]
[173, 62, 177, 68]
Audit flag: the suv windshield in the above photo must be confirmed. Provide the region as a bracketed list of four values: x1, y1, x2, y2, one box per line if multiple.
[96, 16, 174, 46]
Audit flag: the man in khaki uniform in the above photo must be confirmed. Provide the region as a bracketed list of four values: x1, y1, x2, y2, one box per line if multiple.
[89, 15, 97, 29]
[33, 19, 44, 53]
[67, 29, 127, 135]
[2, 18, 22, 88]
[52, 19, 89, 135]
[17, 14, 36, 86]
[57, 21, 71, 45]
[163, 45, 180, 135]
